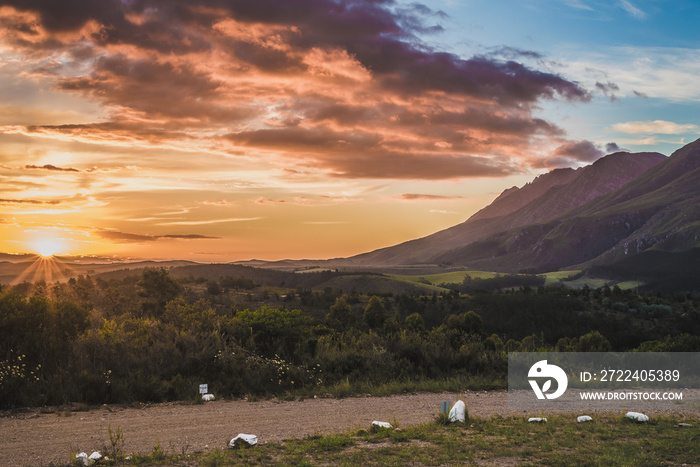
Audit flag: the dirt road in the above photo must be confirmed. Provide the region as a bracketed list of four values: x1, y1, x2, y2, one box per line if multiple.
[1, 391, 507, 465]
[1, 391, 697, 465]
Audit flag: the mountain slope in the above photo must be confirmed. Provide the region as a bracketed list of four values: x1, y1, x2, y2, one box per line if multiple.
[345, 150, 666, 266]
[468, 167, 578, 222]
[431, 138, 700, 272]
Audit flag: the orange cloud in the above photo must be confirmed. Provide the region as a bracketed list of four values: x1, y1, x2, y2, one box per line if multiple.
[398, 194, 465, 200]
[0, 0, 592, 181]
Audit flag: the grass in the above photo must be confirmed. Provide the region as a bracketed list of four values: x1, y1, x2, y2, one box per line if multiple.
[559, 277, 610, 289]
[318, 375, 505, 398]
[542, 270, 582, 285]
[389, 269, 643, 293]
[85, 413, 700, 466]
[615, 281, 644, 291]
[387, 270, 499, 292]
[385, 274, 450, 292]
[295, 268, 334, 274]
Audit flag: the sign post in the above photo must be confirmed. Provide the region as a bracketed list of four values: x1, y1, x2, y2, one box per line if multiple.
[199, 384, 208, 395]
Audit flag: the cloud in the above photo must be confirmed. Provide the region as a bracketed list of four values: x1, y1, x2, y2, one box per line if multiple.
[541, 139, 625, 168]
[561, 46, 700, 103]
[26, 122, 197, 146]
[605, 142, 623, 153]
[24, 164, 80, 172]
[563, 0, 595, 11]
[485, 46, 544, 61]
[255, 198, 287, 205]
[157, 217, 262, 226]
[325, 151, 521, 179]
[0, 0, 594, 180]
[161, 234, 221, 240]
[302, 221, 349, 225]
[227, 126, 525, 179]
[202, 200, 234, 207]
[97, 229, 221, 243]
[612, 120, 700, 134]
[619, 0, 647, 19]
[595, 81, 620, 101]
[0, 198, 61, 204]
[552, 140, 604, 162]
[398, 194, 465, 200]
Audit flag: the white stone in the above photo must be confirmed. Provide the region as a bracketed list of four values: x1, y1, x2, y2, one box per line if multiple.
[229, 433, 258, 448]
[448, 400, 466, 423]
[75, 452, 89, 466]
[626, 412, 649, 422]
[371, 421, 393, 429]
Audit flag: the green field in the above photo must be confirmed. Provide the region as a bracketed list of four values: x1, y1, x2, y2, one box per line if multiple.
[387, 270, 499, 291]
[295, 268, 334, 274]
[542, 270, 581, 285]
[560, 277, 610, 289]
[615, 281, 644, 291]
[91, 413, 700, 466]
[387, 269, 644, 293]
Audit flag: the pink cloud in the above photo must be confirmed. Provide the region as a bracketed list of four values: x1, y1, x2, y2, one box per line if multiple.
[1, 0, 593, 180]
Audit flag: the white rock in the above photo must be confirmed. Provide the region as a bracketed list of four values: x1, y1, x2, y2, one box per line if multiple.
[626, 412, 649, 422]
[371, 421, 393, 429]
[89, 451, 102, 460]
[75, 452, 89, 466]
[229, 433, 258, 448]
[528, 417, 547, 423]
[577, 416, 593, 423]
[448, 400, 466, 423]
[202, 393, 215, 401]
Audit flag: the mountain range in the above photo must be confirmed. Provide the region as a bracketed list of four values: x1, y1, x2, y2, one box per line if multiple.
[341, 138, 700, 280]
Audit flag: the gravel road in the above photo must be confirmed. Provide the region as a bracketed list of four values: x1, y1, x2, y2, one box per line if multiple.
[1, 390, 697, 465]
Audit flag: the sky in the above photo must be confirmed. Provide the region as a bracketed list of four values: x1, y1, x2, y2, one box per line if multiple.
[0, 0, 698, 262]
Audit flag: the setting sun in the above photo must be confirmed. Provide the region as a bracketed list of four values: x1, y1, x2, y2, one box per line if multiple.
[30, 239, 67, 258]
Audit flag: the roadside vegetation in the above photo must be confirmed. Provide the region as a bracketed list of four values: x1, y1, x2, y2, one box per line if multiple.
[1, 266, 699, 408]
[63, 413, 699, 466]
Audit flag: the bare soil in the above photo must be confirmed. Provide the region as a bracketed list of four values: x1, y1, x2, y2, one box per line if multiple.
[0, 391, 696, 466]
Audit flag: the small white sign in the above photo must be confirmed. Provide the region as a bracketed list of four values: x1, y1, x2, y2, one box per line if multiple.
[199, 384, 208, 394]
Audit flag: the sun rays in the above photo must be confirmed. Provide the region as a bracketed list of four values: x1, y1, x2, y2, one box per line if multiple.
[11, 255, 76, 286]
[11, 238, 76, 285]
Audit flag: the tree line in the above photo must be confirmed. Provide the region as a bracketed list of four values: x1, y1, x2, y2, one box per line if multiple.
[1, 268, 698, 408]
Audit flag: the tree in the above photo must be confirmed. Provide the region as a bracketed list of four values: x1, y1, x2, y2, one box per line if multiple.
[328, 295, 353, 329]
[445, 311, 482, 335]
[206, 281, 221, 296]
[220, 276, 256, 291]
[404, 313, 425, 333]
[364, 296, 386, 329]
[233, 307, 313, 361]
[137, 268, 181, 316]
[576, 330, 611, 352]
[484, 333, 504, 352]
